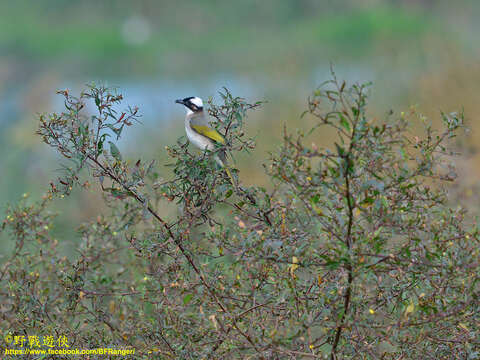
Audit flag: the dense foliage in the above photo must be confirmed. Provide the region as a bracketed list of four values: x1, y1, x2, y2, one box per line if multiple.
[1, 75, 479, 359]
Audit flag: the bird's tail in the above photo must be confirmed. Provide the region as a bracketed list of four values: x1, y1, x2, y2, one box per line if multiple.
[215, 152, 237, 190]
[224, 166, 236, 189]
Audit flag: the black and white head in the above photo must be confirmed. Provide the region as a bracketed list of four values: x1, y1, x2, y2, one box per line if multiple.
[175, 96, 204, 114]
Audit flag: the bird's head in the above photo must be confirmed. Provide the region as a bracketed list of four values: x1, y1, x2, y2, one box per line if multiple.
[175, 96, 204, 114]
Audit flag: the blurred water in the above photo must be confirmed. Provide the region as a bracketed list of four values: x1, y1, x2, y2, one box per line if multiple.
[0, 64, 404, 158]
[34, 74, 260, 153]
[0, 88, 21, 127]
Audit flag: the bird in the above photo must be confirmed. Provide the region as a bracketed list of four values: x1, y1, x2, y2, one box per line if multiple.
[175, 96, 236, 188]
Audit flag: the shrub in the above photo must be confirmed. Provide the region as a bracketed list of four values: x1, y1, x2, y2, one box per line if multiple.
[1, 74, 478, 359]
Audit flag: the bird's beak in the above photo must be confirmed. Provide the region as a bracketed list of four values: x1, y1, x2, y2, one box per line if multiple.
[175, 99, 185, 105]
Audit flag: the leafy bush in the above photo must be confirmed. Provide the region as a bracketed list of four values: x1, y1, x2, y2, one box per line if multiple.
[1, 74, 478, 359]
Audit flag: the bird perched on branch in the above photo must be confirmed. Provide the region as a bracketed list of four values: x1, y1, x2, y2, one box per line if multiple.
[175, 96, 236, 187]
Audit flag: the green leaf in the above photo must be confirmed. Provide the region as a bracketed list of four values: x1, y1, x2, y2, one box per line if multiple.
[334, 142, 345, 156]
[183, 293, 193, 305]
[105, 187, 133, 199]
[109, 141, 122, 161]
[97, 134, 109, 156]
[106, 124, 124, 140]
[360, 197, 375, 206]
[340, 115, 350, 132]
[373, 226, 383, 239]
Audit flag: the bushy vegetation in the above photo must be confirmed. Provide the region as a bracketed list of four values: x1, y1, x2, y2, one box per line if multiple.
[1, 75, 479, 359]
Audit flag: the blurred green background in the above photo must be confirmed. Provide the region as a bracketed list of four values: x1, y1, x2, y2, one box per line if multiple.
[1, 0, 479, 246]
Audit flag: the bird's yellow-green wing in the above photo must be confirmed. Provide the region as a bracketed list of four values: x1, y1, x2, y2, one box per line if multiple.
[190, 125, 225, 144]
